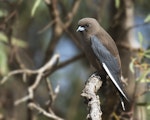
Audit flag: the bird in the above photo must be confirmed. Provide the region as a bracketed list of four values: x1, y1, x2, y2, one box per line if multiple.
[76, 17, 128, 110]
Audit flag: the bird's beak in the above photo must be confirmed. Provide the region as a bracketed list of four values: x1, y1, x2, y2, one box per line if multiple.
[76, 26, 85, 32]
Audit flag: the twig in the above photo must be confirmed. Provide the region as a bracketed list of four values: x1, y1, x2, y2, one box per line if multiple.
[1, 69, 37, 84]
[15, 54, 59, 105]
[14, 73, 43, 105]
[38, 20, 56, 34]
[1, 54, 59, 105]
[1, 54, 59, 84]
[45, 78, 59, 105]
[81, 74, 102, 120]
[1, 53, 64, 119]
[51, 53, 84, 72]
[64, 0, 81, 28]
[44, 0, 81, 61]
[28, 102, 64, 120]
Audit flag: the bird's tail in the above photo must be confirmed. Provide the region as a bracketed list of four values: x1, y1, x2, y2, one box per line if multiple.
[119, 95, 126, 110]
[102, 62, 128, 100]
[102, 62, 129, 110]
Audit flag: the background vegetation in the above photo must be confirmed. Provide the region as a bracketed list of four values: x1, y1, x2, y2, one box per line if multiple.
[0, 0, 150, 120]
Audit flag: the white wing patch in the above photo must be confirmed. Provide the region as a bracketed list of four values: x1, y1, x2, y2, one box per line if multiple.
[102, 62, 127, 100]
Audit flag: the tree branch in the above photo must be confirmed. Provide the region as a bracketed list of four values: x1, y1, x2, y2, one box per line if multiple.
[44, 0, 81, 61]
[52, 53, 85, 72]
[28, 102, 64, 120]
[81, 74, 102, 120]
[1, 54, 59, 106]
[64, 0, 81, 28]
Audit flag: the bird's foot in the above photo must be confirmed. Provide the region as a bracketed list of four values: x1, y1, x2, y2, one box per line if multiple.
[90, 72, 101, 80]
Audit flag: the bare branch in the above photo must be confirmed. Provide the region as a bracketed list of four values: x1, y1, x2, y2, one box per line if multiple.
[15, 54, 59, 105]
[38, 54, 59, 73]
[1, 54, 59, 106]
[81, 74, 102, 120]
[1, 69, 37, 84]
[64, 0, 81, 28]
[44, 0, 81, 61]
[38, 20, 56, 34]
[1, 54, 59, 84]
[52, 53, 84, 72]
[14, 73, 43, 105]
[45, 78, 58, 105]
[28, 102, 64, 120]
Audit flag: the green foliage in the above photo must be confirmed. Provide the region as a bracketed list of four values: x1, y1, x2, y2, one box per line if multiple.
[138, 32, 144, 47]
[129, 32, 150, 119]
[143, 49, 150, 59]
[31, 0, 42, 17]
[115, 0, 120, 9]
[147, 105, 150, 110]
[144, 14, 150, 23]
[129, 58, 137, 73]
[130, 32, 150, 83]
[0, 9, 8, 17]
[136, 68, 150, 82]
[0, 32, 27, 47]
[0, 32, 27, 75]
[0, 43, 8, 75]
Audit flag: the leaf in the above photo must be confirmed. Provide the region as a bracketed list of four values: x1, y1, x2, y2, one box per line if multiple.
[129, 58, 136, 73]
[144, 14, 150, 23]
[144, 49, 150, 58]
[145, 49, 150, 53]
[147, 105, 150, 110]
[138, 32, 144, 46]
[144, 54, 150, 59]
[138, 69, 150, 82]
[31, 0, 41, 17]
[0, 44, 9, 75]
[0, 9, 7, 17]
[0, 32, 27, 47]
[115, 0, 120, 9]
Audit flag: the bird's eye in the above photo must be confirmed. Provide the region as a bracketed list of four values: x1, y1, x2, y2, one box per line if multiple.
[85, 24, 89, 28]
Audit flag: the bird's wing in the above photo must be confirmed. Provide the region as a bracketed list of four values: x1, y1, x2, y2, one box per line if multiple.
[90, 36, 128, 101]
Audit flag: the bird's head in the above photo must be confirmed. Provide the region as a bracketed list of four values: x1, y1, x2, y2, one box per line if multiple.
[77, 18, 100, 37]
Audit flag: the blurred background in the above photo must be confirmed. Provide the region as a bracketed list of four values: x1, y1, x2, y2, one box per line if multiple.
[0, 0, 150, 120]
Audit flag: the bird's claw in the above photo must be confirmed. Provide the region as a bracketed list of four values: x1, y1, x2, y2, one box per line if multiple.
[90, 72, 101, 80]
